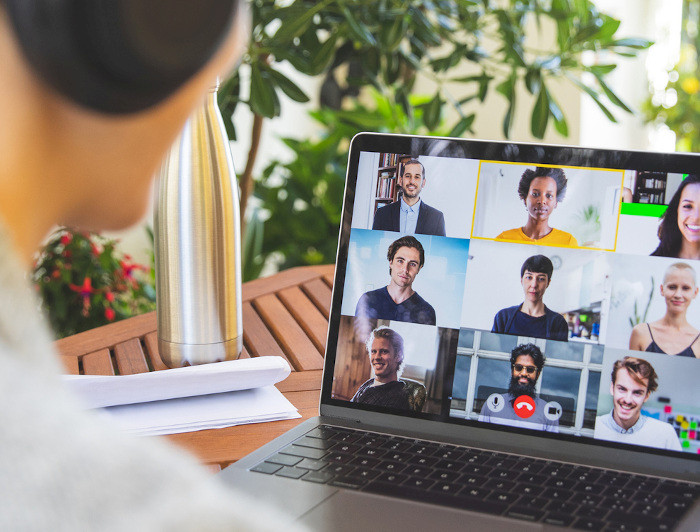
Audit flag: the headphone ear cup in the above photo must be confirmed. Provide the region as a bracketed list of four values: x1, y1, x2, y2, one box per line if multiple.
[4, 0, 237, 114]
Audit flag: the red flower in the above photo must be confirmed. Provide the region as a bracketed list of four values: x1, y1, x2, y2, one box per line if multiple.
[105, 308, 116, 321]
[90, 242, 101, 256]
[60, 234, 72, 246]
[105, 291, 115, 302]
[51, 269, 61, 279]
[69, 277, 96, 299]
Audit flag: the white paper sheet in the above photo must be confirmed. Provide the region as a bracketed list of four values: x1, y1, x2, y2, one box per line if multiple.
[100, 385, 300, 436]
[63, 356, 291, 408]
[62, 356, 300, 435]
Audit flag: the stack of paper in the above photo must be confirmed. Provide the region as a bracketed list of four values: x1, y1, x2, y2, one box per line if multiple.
[62, 357, 300, 436]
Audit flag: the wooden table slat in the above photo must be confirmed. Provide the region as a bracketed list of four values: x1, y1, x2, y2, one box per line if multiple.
[81, 349, 115, 375]
[59, 355, 80, 375]
[113, 338, 149, 375]
[241, 265, 331, 302]
[143, 332, 169, 371]
[301, 278, 332, 319]
[241, 302, 290, 363]
[277, 286, 328, 354]
[253, 294, 324, 371]
[275, 369, 323, 393]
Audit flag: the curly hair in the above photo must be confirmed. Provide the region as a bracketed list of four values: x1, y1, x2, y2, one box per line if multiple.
[611, 356, 658, 393]
[651, 174, 700, 258]
[518, 167, 568, 202]
[510, 343, 545, 373]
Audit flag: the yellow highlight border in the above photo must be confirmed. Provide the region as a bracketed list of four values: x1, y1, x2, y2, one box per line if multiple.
[469, 160, 626, 253]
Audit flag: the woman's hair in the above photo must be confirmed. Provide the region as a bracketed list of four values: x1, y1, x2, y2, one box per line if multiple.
[663, 262, 696, 285]
[517, 167, 568, 202]
[651, 174, 700, 257]
[520, 254, 554, 280]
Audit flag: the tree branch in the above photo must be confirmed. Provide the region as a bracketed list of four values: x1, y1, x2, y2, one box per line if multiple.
[239, 112, 264, 236]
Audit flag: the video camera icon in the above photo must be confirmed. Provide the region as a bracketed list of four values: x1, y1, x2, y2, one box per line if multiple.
[544, 401, 563, 422]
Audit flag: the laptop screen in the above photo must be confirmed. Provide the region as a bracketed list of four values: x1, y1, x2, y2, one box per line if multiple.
[322, 133, 700, 461]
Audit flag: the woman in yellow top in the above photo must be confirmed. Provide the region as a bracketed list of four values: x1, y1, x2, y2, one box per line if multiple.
[497, 167, 578, 247]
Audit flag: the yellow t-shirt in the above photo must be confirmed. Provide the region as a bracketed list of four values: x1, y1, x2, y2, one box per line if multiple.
[496, 227, 578, 247]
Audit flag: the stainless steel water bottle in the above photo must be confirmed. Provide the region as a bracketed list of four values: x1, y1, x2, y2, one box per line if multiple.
[154, 80, 243, 367]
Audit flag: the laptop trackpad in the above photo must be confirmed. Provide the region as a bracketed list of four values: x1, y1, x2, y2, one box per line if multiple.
[299, 490, 543, 531]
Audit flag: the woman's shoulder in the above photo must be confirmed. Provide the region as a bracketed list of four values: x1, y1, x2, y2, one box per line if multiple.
[496, 227, 524, 240]
[548, 228, 578, 246]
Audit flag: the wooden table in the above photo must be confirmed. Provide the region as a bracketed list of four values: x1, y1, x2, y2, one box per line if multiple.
[55, 264, 334, 470]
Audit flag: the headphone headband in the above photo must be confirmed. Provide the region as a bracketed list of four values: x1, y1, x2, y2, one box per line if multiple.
[4, 0, 238, 113]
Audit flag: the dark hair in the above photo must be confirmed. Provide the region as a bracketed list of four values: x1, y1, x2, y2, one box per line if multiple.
[651, 174, 700, 257]
[611, 356, 658, 394]
[510, 344, 545, 373]
[520, 254, 554, 280]
[401, 159, 425, 180]
[366, 326, 405, 371]
[387, 236, 425, 268]
[518, 167, 567, 202]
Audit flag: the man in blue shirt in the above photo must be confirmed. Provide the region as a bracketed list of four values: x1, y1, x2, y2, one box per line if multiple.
[492, 255, 569, 341]
[355, 236, 436, 325]
[372, 159, 446, 236]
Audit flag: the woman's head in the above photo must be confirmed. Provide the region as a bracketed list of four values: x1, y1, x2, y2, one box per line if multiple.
[0, 2, 248, 261]
[518, 167, 567, 224]
[653, 174, 700, 257]
[660, 262, 698, 314]
[518, 167, 568, 202]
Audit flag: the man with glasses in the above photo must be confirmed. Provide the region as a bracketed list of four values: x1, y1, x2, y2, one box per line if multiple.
[478, 344, 559, 432]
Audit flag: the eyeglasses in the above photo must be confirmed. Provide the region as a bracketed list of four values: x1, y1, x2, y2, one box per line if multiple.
[513, 364, 537, 375]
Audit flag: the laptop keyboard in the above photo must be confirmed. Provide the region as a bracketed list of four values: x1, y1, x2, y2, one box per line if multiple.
[250, 425, 700, 531]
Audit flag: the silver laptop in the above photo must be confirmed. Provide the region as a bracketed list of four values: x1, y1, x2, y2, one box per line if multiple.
[220, 133, 700, 531]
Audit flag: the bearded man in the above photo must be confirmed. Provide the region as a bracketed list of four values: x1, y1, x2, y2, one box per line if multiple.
[478, 343, 559, 432]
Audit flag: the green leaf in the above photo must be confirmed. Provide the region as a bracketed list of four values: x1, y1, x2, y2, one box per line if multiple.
[271, 0, 332, 44]
[423, 93, 442, 131]
[589, 64, 617, 76]
[380, 15, 406, 51]
[341, 6, 377, 46]
[531, 85, 550, 139]
[596, 77, 632, 113]
[268, 69, 309, 103]
[497, 74, 517, 138]
[595, 16, 621, 43]
[610, 38, 653, 49]
[568, 76, 618, 122]
[449, 114, 475, 138]
[309, 33, 338, 75]
[548, 94, 569, 137]
[249, 64, 278, 118]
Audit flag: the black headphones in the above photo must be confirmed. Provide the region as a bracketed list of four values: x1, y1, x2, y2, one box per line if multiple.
[3, 0, 239, 114]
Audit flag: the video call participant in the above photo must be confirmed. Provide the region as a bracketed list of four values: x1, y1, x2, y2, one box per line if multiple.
[629, 263, 700, 358]
[355, 236, 436, 325]
[492, 255, 569, 341]
[478, 344, 559, 432]
[496, 166, 578, 247]
[351, 327, 425, 411]
[595, 357, 681, 451]
[372, 159, 446, 236]
[651, 174, 700, 259]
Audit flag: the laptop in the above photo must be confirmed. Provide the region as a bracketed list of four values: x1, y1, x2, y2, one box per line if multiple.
[220, 133, 700, 530]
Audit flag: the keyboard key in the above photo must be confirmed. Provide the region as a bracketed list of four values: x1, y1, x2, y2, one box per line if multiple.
[663, 496, 694, 519]
[435, 459, 463, 472]
[517, 472, 548, 485]
[505, 506, 545, 522]
[350, 456, 381, 468]
[663, 483, 700, 499]
[302, 470, 334, 484]
[348, 468, 380, 481]
[275, 466, 307, 479]
[326, 452, 354, 464]
[296, 458, 327, 471]
[403, 477, 435, 490]
[486, 491, 519, 505]
[403, 465, 431, 477]
[325, 464, 356, 476]
[542, 487, 574, 502]
[331, 476, 369, 489]
[429, 482, 461, 495]
[544, 476, 578, 490]
[266, 453, 302, 467]
[376, 472, 408, 484]
[330, 443, 362, 455]
[382, 450, 412, 463]
[429, 469, 461, 483]
[250, 462, 282, 475]
[458, 486, 490, 499]
[380, 439, 413, 452]
[280, 444, 327, 460]
[569, 492, 603, 506]
[294, 436, 334, 450]
[408, 455, 439, 467]
[376, 461, 406, 474]
[433, 447, 464, 461]
[484, 478, 516, 492]
[542, 512, 576, 527]
[572, 517, 605, 530]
